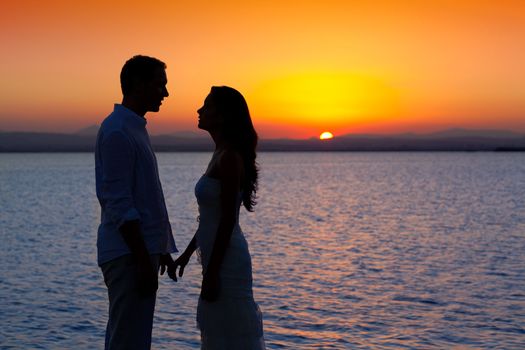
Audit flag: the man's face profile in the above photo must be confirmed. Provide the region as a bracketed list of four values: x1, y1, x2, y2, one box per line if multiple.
[142, 68, 169, 113]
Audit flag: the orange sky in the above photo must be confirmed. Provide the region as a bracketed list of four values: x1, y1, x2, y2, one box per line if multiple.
[1, 0, 524, 138]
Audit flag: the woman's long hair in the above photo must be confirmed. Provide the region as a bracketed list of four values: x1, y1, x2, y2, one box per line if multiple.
[210, 86, 258, 211]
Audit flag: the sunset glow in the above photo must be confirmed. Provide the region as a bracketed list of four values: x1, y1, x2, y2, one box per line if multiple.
[251, 72, 400, 128]
[1, 1, 524, 138]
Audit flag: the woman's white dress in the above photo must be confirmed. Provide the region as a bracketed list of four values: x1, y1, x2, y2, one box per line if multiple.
[195, 175, 265, 350]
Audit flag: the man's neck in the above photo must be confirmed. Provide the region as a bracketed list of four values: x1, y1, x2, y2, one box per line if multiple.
[121, 97, 147, 118]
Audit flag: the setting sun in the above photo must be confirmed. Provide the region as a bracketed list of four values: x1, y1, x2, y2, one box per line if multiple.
[319, 132, 334, 140]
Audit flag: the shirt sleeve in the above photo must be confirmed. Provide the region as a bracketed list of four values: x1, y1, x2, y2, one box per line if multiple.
[99, 131, 141, 228]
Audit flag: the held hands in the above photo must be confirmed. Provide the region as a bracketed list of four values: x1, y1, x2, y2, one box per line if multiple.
[165, 252, 191, 282]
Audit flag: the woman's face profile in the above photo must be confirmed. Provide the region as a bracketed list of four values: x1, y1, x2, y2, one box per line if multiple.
[197, 93, 223, 131]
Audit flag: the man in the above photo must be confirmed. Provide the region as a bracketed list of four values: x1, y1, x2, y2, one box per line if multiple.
[95, 55, 177, 350]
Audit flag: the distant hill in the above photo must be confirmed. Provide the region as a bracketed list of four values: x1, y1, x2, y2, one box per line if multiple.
[0, 132, 96, 152]
[160, 131, 208, 139]
[1, 128, 524, 152]
[424, 128, 524, 139]
[75, 125, 100, 136]
[337, 128, 525, 140]
[0, 130, 213, 152]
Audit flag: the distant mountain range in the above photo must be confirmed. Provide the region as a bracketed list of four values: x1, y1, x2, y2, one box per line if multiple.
[1, 126, 524, 152]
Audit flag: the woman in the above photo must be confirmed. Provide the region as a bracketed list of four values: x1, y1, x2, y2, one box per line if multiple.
[168, 86, 265, 349]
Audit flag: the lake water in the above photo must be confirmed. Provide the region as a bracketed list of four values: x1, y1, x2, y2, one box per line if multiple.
[1, 152, 524, 349]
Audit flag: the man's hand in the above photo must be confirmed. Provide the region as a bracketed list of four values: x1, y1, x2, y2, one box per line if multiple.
[159, 253, 174, 276]
[159, 253, 177, 281]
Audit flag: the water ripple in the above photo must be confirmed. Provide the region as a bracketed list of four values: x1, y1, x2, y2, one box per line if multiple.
[1, 152, 524, 349]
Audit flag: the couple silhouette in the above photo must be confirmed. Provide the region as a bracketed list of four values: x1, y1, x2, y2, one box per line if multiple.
[95, 55, 265, 350]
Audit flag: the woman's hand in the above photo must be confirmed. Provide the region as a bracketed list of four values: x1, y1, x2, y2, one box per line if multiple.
[200, 270, 220, 302]
[167, 252, 191, 282]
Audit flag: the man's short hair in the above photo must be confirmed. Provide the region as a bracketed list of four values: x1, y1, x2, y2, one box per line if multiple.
[120, 55, 166, 96]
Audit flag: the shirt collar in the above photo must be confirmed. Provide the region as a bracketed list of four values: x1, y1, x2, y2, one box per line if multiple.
[114, 104, 147, 126]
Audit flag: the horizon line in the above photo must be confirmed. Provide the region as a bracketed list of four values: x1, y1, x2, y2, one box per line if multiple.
[1, 126, 525, 140]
